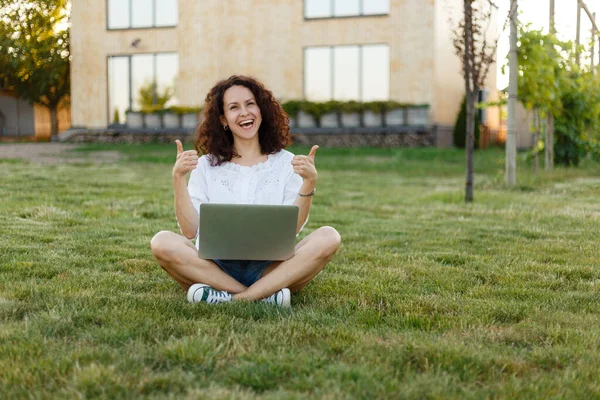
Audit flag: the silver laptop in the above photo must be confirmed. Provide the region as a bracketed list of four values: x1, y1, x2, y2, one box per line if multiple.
[198, 203, 299, 261]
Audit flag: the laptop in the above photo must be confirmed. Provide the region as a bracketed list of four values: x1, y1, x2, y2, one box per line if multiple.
[198, 203, 299, 261]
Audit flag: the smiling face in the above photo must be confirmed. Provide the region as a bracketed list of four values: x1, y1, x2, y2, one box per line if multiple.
[220, 85, 263, 143]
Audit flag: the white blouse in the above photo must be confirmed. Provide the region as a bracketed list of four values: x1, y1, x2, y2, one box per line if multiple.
[185, 149, 306, 246]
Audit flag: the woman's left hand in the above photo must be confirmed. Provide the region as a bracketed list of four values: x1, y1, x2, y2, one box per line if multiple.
[292, 145, 319, 183]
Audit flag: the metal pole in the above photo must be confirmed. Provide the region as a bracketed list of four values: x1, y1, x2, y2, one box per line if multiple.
[580, 1, 600, 37]
[549, 0, 555, 34]
[576, 0, 581, 66]
[546, 0, 555, 171]
[506, 0, 518, 186]
[593, 13, 596, 74]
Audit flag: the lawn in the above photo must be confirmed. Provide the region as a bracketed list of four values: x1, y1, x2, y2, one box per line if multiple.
[1, 143, 599, 399]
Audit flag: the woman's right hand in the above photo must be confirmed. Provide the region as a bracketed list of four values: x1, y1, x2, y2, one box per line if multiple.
[172, 140, 199, 179]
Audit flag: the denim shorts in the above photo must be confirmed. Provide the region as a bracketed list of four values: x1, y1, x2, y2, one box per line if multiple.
[213, 259, 274, 287]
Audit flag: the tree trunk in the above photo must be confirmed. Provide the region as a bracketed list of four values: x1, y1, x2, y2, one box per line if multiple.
[533, 109, 539, 174]
[463, 0, 474, 203]
[465, 91, 476, 202]
[506, 0, 518, 186]
[50, 106, 59, 138]
[545, 114, 554, 170]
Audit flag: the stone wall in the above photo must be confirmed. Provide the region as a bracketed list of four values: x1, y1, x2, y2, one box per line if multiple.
[59, 128, 435, 148]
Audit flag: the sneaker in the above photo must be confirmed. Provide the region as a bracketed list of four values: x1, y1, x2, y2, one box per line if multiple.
[261, 288, 291, 308]
[187, 283, 233, 304]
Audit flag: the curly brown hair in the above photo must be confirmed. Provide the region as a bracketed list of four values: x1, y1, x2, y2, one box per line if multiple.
[194, 75, 293, 166]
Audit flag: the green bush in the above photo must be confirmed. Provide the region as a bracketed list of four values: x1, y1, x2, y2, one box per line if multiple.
[281, 100, 302, 117]
[552, 70, 600, 166]
[137, 82, 174, 109]
[112, 108, 120, 124]
[453, 96, 480, 149]
[140, 105, 166, 114]
[280, 100, 431, 125]
[363, 101, 386, 114]
[339, 101, 363, 113]
[166, 106, 202, 115]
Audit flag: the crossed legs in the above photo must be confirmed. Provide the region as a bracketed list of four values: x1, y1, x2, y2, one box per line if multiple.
[150, 226, 341, 302]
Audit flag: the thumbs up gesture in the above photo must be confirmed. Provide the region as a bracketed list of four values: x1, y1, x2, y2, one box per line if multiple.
[172, 139, 199, 178]
[291, 145, 319, 183]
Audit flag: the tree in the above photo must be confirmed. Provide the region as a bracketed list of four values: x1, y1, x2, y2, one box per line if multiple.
[452, 0, 498, 202]
[138, 81, 174, 110]
[513, 27, 565, 170]
[0, 0, 70, 138]
[514, 26, 600, 167]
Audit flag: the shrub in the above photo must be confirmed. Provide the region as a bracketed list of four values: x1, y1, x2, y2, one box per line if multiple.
[453, 96, 480, 149]
[281, 100, 302, 117]
[137, 82, 174, 109]
[166, 106, 202, 115]
[339, 101, 363, 113]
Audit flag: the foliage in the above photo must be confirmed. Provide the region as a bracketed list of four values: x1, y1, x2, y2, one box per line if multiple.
[453, 96, 481, 149]
[281, 100, 302, 117]
[338, 100, 362, 113]
[113, 108, 120, 124]
[513, 27, 600, 166]
[553, 69, 600, 166]
[0, 0, 71, 136]
[167, 106, 202, 115]
[138, 81, 174, 110]
[281, 100, 428, 118]
[2, 144, 600, 398]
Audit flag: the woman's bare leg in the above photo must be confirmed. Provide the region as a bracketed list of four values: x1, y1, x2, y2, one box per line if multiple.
[150, 231, 247, 293]
[233, 226, 341, 302]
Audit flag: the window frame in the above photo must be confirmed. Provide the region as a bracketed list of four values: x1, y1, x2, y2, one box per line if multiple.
[304, 0, 389, 20]
[106, 52, 179, 125]
[303, 44, 390, 102]
[106, 0, 178, 31]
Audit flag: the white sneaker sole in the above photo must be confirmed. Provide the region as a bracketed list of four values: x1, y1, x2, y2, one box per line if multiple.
[280, 288, 291, 308]
[187, 283, 209, 303]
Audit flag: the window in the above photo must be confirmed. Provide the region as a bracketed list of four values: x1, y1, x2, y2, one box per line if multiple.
[305, 0, 389, 19]
[304, 44, 389, 102]
[108, 0, 178, 29]
[108, 53, 179, 124]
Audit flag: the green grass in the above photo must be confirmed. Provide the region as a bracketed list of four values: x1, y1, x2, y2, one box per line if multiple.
[1, 143, 600, 399]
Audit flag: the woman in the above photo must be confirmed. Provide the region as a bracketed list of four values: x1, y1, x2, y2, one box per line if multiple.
[150, 75, 341, 307]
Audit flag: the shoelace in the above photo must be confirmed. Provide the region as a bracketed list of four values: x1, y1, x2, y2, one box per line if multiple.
[262, 291, 279, 304]
[206, 289, 231, 304]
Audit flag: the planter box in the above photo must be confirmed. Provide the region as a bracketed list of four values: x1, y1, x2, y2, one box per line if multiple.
[288, 116, 297, 129]
[163, 112, 180, 128]
[144, 113, 162, 129]
[182, 112, 199, 130]
[297, 111, 316, 128]
[406, 107, 429, 125]
[363, 110, 383, 127]
[126, 112, 144, 128]
[385, 108, 405, 126]
[320, 112, 339, 128]
[341, 112, 360, 128]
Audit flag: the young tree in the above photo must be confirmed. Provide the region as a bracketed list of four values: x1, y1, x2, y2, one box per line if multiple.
[452, 0, 498, 202]
[0, 0, 70, 138]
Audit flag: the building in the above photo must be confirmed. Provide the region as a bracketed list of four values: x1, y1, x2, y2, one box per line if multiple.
[70, 0, 500, 145]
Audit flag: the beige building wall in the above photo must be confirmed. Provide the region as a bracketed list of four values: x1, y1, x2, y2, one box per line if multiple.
[71, 0, 496, 132]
